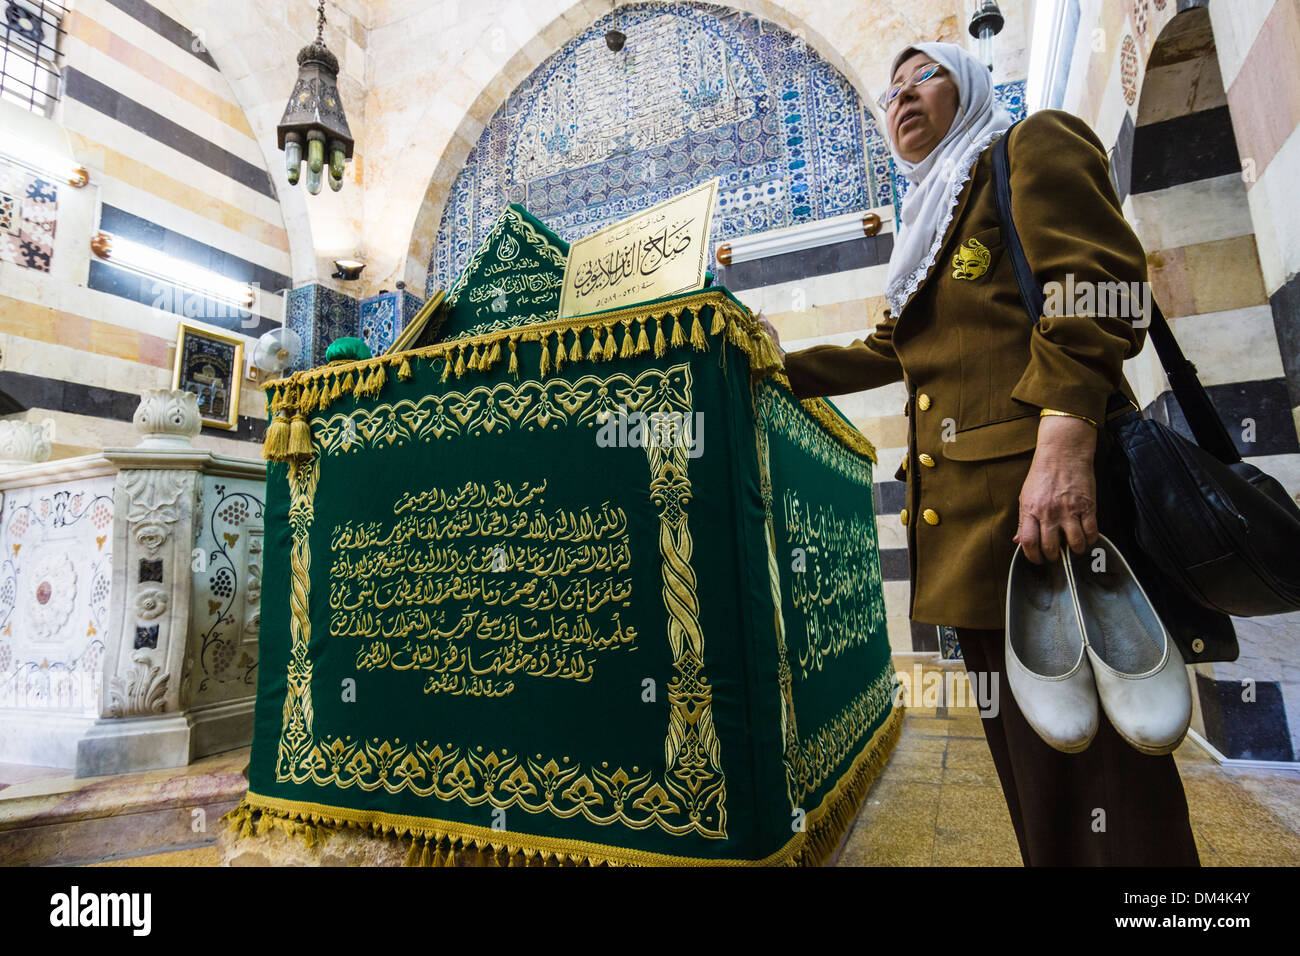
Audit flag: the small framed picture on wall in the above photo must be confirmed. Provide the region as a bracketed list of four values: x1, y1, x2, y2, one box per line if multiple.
[172, 322, 244, 430]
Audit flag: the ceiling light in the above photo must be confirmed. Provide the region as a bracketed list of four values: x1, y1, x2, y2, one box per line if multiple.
[90, 231, 255, 306]
[332, 258, 365, 280]
[0, 140, 87, 187]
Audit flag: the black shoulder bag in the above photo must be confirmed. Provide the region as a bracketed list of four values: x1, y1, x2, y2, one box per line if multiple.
[991, 120, 1300, 656]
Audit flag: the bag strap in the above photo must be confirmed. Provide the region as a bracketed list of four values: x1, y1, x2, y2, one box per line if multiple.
[990, 119, 1241, 464]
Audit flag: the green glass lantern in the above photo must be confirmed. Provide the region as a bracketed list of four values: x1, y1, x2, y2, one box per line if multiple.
[277, 0, 354, 194]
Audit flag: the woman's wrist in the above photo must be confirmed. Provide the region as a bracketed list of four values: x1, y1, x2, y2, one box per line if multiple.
[1039, 407, 1097, 428]
[1035, 412, 1097, 457]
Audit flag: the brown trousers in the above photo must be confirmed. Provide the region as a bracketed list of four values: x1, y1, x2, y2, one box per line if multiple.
[955, 626, 1200, 866]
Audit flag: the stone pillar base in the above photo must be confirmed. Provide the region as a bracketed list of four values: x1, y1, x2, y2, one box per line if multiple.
[75, 713, 196, 778]
[0, 710, 98, 770]
[189, 699, 256, 759]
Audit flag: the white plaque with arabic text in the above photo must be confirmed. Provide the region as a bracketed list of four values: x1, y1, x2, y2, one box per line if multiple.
[558, 178, 718, 319]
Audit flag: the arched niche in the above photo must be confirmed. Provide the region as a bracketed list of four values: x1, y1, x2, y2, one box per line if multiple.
[426, 2, 899, 297]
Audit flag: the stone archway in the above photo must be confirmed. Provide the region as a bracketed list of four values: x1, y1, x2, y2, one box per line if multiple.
[395, 0, 978, 295]
[163, 1, 324, 287]
[1125, 5, 1295, 465]
[424, 1, 894, 297]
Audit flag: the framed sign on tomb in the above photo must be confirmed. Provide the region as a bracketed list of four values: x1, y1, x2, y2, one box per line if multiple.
[558, 178, 718, 319]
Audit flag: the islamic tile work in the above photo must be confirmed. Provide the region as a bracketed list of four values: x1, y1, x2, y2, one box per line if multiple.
[314, 286, 360, 364]
[1121, 36, 1140, 106]
[401, 289, 424, 329]
[0, 158, 57, 273]
[285, 284, 317, 373]
[285, 283, 362, 369]
[0, 477, 115, 713]
[430, 2, 890, 295]
[359, 292, 400, 356]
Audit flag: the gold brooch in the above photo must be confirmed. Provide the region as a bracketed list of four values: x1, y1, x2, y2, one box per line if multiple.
[951, 237, 991, 280]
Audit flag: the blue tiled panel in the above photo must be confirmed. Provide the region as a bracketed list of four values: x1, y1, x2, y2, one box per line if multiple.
[359, 291, 400, 356]
[284, 283, 361, 370]
[401, 290, 424, 340]
[428, 2, 895, 296]
[314, 286, 360, 366]
[285, 285, 317, 372]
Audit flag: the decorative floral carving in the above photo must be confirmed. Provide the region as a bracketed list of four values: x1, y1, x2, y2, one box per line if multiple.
[132, 389, 201, 447]
[107, 650, 169, 716]
[28, 551, 76, 641]
[134, 586, 169, 620]
[0, 421, 52, 468]
[123, 470, 193, 525]
[133, 522, 170, 554]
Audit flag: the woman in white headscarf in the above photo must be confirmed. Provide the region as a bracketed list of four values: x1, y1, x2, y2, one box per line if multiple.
[762, 41, 1201, 867]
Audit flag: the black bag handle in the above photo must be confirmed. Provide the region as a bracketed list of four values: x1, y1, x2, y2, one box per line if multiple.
[990, 119, 1241, 464]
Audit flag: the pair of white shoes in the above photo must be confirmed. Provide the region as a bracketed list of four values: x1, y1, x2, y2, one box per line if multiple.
[1004, 533, 1192, 755]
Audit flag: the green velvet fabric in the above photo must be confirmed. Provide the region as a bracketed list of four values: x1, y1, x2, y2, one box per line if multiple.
[324, 337, 372, 363]
[433, 203, 571, 344]
[248, 290, 895, 864]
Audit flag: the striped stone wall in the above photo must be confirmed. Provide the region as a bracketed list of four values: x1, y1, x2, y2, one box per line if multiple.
[1, 0, 291, 456]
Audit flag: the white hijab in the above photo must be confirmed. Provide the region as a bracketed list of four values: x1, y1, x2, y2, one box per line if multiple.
[884, 41, 1014, 317]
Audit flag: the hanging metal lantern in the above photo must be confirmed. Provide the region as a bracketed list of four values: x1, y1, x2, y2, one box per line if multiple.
[968, 0, 1005, 72]
[277, 0, 353, 194]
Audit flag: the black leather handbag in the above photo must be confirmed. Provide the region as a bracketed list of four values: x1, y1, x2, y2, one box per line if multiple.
[990, 121, 1300, 655]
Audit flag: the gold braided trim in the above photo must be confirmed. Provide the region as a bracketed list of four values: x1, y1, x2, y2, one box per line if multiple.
[224, 703, 901, 867]
[790, 700, 903, 866]
[757, 368, 878, 464]
[797, 394, 878, 464]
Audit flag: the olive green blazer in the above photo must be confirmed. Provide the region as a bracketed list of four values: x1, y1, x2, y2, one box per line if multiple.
[782, 109, 1149, 629]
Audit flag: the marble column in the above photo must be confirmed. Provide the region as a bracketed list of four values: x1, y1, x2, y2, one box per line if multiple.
[75, 390, 205, 776]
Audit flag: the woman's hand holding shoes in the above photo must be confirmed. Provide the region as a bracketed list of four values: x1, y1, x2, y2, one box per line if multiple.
[1014, 414, 1100, 564]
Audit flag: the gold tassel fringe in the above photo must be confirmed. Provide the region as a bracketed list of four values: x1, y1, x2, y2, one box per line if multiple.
[262, 413, 290, 460]
[690, 311, 708, 351]
[287, 413, 312, 459]
[257, 291, 873, 464]
[220, 704, 902, 867]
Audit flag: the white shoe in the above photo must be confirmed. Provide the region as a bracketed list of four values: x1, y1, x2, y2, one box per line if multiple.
[1066, 534, 1192, 756]
[1005, 545, 1100, 753]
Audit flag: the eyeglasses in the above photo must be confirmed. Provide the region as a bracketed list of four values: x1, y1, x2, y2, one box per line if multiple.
[878, 62, 944, 112]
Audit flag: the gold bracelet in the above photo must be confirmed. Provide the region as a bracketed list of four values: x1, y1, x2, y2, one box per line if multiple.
[1040, 407, 1098, 428]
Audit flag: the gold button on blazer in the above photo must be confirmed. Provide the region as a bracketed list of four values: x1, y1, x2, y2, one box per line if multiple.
[781, 110, 1148, 629]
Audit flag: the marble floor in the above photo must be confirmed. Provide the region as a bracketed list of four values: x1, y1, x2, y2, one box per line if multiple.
[3, 710, 1297, 866]
[837, 708, 1300, 866]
